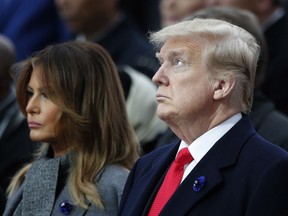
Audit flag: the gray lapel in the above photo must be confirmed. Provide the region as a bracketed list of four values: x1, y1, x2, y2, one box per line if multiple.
[21, 156, 60, 216]
[3, 183, 24, 216]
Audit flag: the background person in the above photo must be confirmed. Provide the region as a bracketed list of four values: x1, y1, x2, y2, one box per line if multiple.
[159, 0, 216, 27]
[55, 0, 159, 79]
[55, 0, 167, 154]
[118, 66, 167, 154]
[216, 0, 288, 115]
[0, 0, 72, 61]
[0, 34, 39, 208]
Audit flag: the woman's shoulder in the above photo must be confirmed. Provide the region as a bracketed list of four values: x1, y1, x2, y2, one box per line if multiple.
[95, 165, 129, 210]
[96, 164, 129, 196]
[97, 164, 129, 184]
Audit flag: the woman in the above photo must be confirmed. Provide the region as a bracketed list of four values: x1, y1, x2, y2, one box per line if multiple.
[4, 41, 140, 215]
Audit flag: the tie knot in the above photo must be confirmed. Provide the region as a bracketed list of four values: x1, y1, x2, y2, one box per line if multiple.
[175, 147, 193, 166]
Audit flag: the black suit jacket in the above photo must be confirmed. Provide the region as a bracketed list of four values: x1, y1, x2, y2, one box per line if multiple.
[94, 15, 159, 79]
[0, 97, 38, 192]
[119, 116, 288, 216]
[262, 11, 288, 115]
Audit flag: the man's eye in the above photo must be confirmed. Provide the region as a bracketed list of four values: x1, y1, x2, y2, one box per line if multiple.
[175, 59, 184, 66]
[41, 92, 48, 98]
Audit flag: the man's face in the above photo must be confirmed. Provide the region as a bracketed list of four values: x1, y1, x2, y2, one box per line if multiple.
[160, 0, 206, 27]
[152, 37, 215, 126]
[216, 0, 257, 12]
[55, 0, 116, 34]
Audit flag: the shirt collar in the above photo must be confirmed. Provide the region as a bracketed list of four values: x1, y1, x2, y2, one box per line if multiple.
[178, 113, 242, 163]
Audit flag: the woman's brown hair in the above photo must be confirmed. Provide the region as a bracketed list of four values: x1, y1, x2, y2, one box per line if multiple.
[9, 41, 139, 208]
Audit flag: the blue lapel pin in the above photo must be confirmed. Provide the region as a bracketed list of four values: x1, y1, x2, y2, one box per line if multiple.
[193, 176, 206, 192]
[60, 201, 73, 215]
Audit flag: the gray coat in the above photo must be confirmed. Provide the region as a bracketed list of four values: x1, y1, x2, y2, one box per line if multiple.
[3, 150, 129, 216]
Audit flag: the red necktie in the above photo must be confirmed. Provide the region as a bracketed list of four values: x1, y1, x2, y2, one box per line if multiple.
[148, 147, 193, 216]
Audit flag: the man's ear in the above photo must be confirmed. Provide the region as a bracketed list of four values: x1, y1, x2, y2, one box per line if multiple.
[213, 76, 235, 100]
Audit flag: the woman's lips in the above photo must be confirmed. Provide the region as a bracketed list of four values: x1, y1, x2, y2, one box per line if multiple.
[28, 121, 42, 129]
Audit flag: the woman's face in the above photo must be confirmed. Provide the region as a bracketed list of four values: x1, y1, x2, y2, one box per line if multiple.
[25, 68, 66, 157]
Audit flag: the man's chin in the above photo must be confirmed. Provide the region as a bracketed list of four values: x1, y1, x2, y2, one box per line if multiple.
[157, 110, 171, 122]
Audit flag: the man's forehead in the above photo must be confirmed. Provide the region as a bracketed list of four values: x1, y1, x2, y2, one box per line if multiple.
[156, 38, 203, 59]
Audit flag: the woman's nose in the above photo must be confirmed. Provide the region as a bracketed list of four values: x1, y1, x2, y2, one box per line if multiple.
[26, 96, 40, 114]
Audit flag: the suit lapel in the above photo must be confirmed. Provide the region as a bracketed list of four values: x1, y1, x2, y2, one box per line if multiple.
[159, 161, 223, 215]
[141, 160, 173, 216]
[3, 183, 24, 215]
[21, 156, 60, 216]
[159, 116, 256, 215]
[125, 143, 180, 215]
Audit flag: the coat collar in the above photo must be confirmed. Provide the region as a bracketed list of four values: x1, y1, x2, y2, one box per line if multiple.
[120, 115, 256, 216]
[52, 166, 109, 215]
[158, 115, 256, 215]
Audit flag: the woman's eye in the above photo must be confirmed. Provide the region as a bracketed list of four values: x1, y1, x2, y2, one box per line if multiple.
[25, 90, 33, 98]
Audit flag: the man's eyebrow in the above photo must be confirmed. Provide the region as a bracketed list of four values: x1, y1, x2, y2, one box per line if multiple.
[169, 49, 189, 57]
[156, 49, 189, 61]
[156, 52, 163, 64]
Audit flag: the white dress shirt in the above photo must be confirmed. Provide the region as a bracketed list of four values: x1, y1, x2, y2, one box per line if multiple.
[177, 113, 242, 182]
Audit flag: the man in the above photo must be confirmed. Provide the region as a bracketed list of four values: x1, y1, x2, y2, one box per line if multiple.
[159, 0, 216, 27]
[216, 0, 288, 115]
[156, 6, 288, 151]
[0, 0, 72, 61]
[118, 18, 288, 215]
[55, 0, 159, 79]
